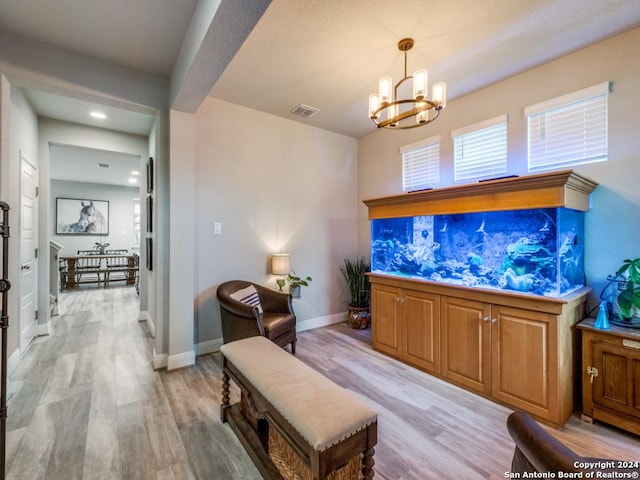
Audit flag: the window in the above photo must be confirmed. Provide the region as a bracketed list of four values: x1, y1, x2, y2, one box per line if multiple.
[452, 115, 507, 183]
[526, 82, 609, 172]
[401, 136, 440, 192]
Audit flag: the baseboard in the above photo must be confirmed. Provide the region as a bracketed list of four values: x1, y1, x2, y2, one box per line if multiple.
[297, 312, 346, 332]
[196, 338, 223, 356]
[152, 348, 167, 370]
[139, 310, 156, 337]
[167, 350, 196, 371]
[191, 313, 345, 358]
[7, 348, 20, 377]
[36, 321, 52, 337]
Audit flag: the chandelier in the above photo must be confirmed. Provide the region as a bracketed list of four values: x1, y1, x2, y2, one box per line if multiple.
[368, 38, 446, 129]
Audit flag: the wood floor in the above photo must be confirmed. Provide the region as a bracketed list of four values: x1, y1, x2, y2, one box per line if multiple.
[6, 287, 640, 479]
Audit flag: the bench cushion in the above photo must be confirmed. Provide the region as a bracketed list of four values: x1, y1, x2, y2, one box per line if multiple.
[220, 336, 377, 452]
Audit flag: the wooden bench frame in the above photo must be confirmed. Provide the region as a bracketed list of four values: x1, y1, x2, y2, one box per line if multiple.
[221, 354, 377, 480]
[60, 254, 138, 289]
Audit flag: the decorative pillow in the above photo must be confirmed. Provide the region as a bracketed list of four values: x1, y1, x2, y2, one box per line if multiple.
[229, 285, 263, 314]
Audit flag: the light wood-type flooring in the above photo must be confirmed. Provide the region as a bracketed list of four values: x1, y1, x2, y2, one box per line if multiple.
[6, 287, 640, 479]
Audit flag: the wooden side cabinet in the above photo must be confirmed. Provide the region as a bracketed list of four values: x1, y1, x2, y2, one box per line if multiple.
[441, 296, 491, 395]
[578, 319, 640, 436]
[441, 297, 558, 419]
[370, 274, 588, 427]
[371, 283, 440, 374]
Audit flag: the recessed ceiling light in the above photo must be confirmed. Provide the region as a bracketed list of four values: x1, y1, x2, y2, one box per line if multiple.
[128, 178, 138, 184]
[90, 111, 107, 119]
[131, 170, 140, 175]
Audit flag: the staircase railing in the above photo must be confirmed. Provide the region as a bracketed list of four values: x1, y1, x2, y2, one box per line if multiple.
[0, 201, 10, 480]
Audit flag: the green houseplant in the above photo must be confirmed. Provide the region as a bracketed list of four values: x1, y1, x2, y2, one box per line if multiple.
[277, 271, 312, 299]
[94, 241, 110, 254]
[339, 257, 371, 329]
[614, 257, 640, 321]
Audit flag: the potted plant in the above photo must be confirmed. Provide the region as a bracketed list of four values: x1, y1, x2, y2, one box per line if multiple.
[339, 257, 371, 329]
[611, 257, 640, 324]
[94, 241, 110, 254]
[282, 272, 312, 299]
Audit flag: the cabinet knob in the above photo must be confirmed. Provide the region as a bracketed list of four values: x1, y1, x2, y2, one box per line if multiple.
[483, 316, 489, 322]
[491, 318, 497, 323]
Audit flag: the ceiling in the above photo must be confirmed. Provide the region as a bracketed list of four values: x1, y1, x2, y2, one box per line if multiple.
[49, 144, 142, 188]
[0, 0, 198, 77]
[212, 0, 640, 138]
[0, 0, 639, 148]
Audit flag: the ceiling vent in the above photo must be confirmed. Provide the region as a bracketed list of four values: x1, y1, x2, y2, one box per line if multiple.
[291, 104, 320, 118]
[98, 163, 110, 168]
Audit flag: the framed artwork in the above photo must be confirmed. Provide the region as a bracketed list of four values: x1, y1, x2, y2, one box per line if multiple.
[56, 198, 109, 235]
[147, 157, 154, 193]
[146, 195, 152, 233]
[146, 237, 153, 271]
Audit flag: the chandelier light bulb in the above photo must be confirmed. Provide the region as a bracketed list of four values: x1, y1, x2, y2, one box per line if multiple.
[432, 82, 447, 108]
[388, 103, 399, 127]
[378, 76, 393, 105]
[416, 102, 428, 124]
[413, 69, 428, 100]
[368, 93, 380, 119]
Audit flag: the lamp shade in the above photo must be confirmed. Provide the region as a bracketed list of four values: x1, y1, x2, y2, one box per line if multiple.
[271, 253, 290, 275]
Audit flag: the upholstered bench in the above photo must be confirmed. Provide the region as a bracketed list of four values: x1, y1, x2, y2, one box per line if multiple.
[220, 336, 378, 480]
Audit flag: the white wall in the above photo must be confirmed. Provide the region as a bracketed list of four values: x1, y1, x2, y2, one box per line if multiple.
[358, 27, 640, 308]
[191, 98, 359, 346]
[50, 180, 139, 256]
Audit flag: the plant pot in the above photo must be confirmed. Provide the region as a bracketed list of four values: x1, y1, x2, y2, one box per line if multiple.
[606, 277, 640, 328]
[289, 285, 301, 299]
[346, 305, 370, 329]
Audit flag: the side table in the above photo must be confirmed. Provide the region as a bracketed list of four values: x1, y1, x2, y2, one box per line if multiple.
[577, 318, 640, 435]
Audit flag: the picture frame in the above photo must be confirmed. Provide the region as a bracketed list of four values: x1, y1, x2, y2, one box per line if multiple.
[146, 195, 152, 233]
[146, 237, 153, 271]
[147, 157, 154, 193]
[56, 198, 109, 235]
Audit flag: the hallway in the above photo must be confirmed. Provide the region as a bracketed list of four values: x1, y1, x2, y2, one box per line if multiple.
[6, 287, 260, 480]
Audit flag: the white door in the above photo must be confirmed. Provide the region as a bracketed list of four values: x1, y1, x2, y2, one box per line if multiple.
[20, 151, 38, 352]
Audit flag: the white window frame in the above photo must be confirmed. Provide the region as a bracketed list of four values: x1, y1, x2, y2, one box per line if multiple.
[401, 135, 440, 192]
[451, 114, 508, 183]
[526, 82, 609, 172]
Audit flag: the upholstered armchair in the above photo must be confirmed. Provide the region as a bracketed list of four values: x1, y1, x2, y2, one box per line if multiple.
[507, 411, 637, 476]
[217, 280, 297, 354]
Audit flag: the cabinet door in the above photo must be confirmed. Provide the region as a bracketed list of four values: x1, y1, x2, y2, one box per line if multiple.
[592, 341, 640, 419]
[441, 296, 491, 394]
[491, 306, 556, 419]
[403, 290, 440, 373]
[371, 284, 401, 357]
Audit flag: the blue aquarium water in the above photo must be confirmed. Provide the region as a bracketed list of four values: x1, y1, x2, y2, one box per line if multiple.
[371, 208, 585, 297]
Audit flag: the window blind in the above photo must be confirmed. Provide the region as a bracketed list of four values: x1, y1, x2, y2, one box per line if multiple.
[526, 82, 609, 171]
[452, 115, 507, 183]
[401, 136, 440, 191]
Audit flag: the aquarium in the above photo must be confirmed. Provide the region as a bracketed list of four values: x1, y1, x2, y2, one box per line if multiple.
[371, 208, 585, 297]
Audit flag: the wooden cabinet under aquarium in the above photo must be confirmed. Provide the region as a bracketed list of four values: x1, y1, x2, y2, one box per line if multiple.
[364, 170, 598, 427]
